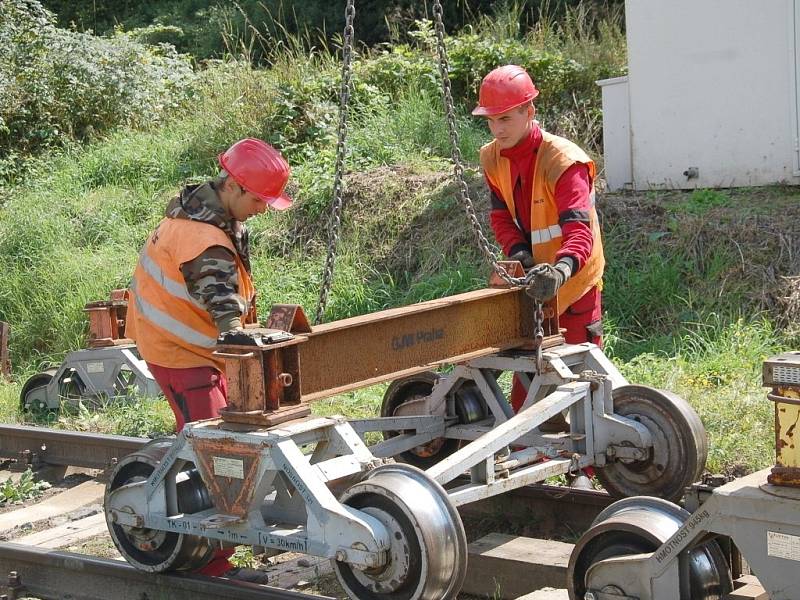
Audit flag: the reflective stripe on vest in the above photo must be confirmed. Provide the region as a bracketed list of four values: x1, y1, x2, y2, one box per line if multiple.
[130, 277, 217, 348]
[137, 246, 205, 310]
[531, 224, 563, 245]
[479, 130, 605, 314]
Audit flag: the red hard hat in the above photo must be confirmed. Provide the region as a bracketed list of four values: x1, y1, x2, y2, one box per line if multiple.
[472, 65, 539, 116]
[218, 138, 292, 210]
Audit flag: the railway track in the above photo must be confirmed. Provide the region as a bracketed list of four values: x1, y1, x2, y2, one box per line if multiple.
[0, 424, 614, 599]
[0, 425, 333, 600]
[0, 542, 330, 600]
[0, 424, 147, 470]
[0, 423, 614, 522]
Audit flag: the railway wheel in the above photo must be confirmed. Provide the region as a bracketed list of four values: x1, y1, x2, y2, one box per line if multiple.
[381, 372, 485, 468]
[334, 463, 467, 600]
[105, 439, 215, 573]
[19, 368, 58, 413]
[597, 385, 707, 502]
[568, 496, 732, 600]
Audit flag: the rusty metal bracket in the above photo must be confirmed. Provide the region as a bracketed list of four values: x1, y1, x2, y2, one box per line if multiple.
[267, 304, 312, 333]
[84, 289, 132, 348]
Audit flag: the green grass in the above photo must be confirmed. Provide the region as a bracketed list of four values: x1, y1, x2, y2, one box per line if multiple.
[3, 377, 175, 438]
[0, 3, 794, 478]
[615, 316, 780, 476]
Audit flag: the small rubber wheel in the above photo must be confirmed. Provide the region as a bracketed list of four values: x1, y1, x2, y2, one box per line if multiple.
[19, 368, 58, 413]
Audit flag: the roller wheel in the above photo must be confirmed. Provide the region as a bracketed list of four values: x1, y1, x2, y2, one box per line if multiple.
[58, 368, 90, 406]
[105, 439, 215, 573]
[597, 385, 707, 502]
[381, 371, 458, 468]
[334, 463, 467, 600]
[568, 496, 732, 600]
[19, 368, 58, 413]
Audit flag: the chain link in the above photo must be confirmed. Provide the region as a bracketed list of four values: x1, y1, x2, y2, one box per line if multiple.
[534, 301, 545, 373]
[431, 0, 528, 289]
[430, 0, 545, 357]
[314, 0, 356, 325]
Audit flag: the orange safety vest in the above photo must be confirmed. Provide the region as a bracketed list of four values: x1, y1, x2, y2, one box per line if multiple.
[126, 218, 255, 371]
[480, 130, 605, 314]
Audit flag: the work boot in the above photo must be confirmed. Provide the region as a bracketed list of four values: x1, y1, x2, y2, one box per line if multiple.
[223, 567, 270, 585]
[537, 412, 569, 433]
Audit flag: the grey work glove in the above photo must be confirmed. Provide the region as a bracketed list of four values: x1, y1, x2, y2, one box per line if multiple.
[217, 328, 263, 346]
[508, 248, 536, 270]
[526, 259, 574, 302]
[217, 328, 294, 347]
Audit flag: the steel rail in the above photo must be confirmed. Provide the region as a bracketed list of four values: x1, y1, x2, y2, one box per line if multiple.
[0, 542, 332, 600]
[0, 424, 614, 509]
[0, 424, 147, 470]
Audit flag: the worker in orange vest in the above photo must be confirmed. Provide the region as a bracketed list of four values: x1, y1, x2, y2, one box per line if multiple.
[126, 138, 292, 580]
[474, 65, 605, 424]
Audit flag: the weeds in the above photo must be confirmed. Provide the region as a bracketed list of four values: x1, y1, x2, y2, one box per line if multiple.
[0, 469, 51, 504]
[53, 398, 175, 438]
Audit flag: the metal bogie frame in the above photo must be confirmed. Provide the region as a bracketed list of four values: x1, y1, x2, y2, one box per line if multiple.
[107, 416, 393, 570]
[574, 469, 800, 600]
[356, 342, 651, 506]
[102, 320, 712, 600]
[104, 340, 690, 595]
[22, 345, 160, 410]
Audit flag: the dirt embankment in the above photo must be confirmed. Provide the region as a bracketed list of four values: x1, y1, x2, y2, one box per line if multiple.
[278, 163, 800, 331]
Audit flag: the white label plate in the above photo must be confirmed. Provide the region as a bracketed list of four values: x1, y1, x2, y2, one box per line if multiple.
[767, 531, 800, 561]
[86, 362, 105, 374]
[213, 456, 244, 479]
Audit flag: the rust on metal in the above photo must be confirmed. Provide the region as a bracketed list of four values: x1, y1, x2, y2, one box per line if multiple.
[768, 385, 800, 487]
[267, 304, 312, 333]
[0, 321, 10, 380]
[84, 289, 132, 348]
[189, 436, 266, 519]
[297, 287, 557, 401]
[216, 285, 558, 422]
[216, 333, 308, 426]
[0, 425, 146, 469]
[488, 261, 525, 288]
[0, 541, 330, 600]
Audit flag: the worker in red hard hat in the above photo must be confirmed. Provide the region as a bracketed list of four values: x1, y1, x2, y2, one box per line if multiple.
[474, 65, 605, 428]
[126, 138, 291, 582]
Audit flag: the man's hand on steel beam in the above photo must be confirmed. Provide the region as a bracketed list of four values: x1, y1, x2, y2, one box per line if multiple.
[525, 259, 573, 302]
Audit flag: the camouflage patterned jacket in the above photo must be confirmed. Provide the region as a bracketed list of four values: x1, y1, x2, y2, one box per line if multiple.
[165, 182, 252, 333]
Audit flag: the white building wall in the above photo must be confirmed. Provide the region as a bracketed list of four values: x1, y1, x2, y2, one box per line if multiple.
[598, 76, 632, 190]
[625, 0, 799, 189]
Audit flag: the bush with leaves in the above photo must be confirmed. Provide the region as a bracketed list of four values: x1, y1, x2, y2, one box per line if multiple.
[0, 0, 194, 181]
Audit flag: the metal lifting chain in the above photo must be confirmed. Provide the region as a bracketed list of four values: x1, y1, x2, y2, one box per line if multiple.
[314, 0, 356, 325]
[431, 0, 529, 290]
[430, 0, 545, 366]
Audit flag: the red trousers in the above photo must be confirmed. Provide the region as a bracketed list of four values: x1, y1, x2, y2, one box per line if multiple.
[147, 363, 234, 576]
[148, 363, 228, 431]
[510, 287, 603, 412]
